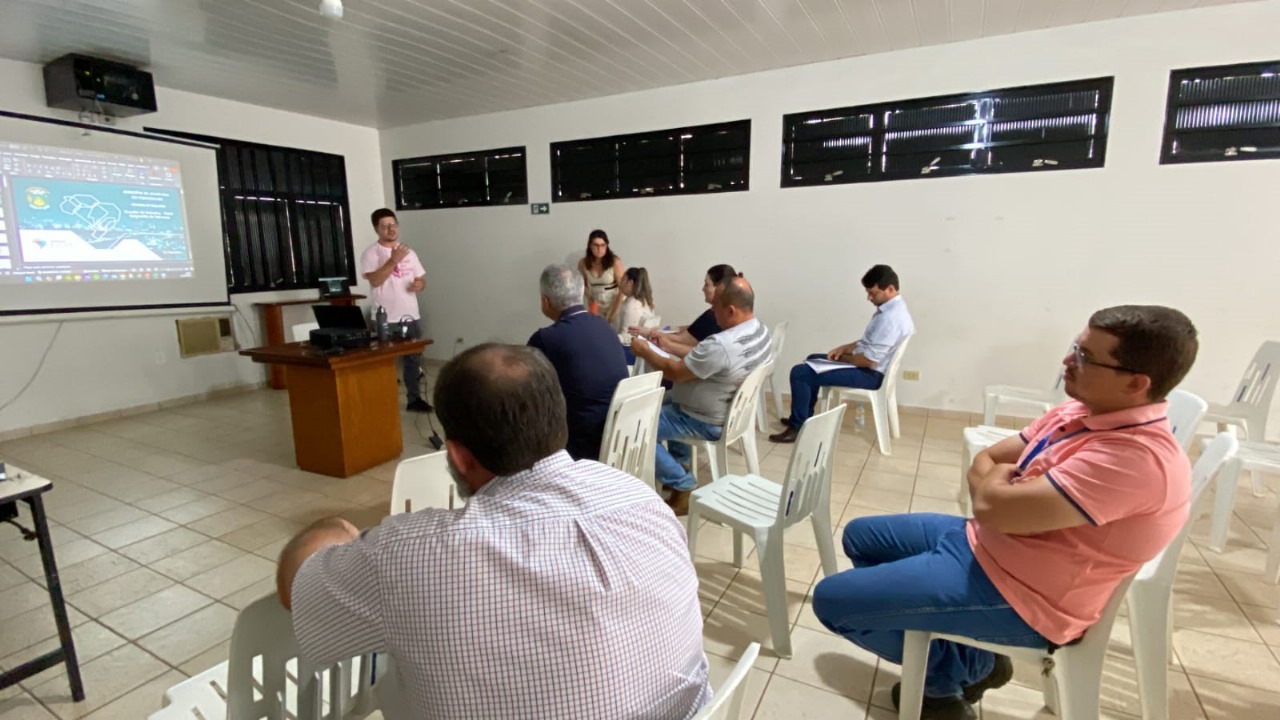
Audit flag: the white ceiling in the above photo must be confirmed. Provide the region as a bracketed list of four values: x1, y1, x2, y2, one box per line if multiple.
[0, 0, 1259, 128]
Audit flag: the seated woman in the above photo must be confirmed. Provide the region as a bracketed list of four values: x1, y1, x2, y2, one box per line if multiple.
[631, 263, 737, 359]
[613, 268, 661, 359]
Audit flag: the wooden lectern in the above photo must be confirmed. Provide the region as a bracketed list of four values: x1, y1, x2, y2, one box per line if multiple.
[240, 338, 432, 478]
[254, 295, 365, 390]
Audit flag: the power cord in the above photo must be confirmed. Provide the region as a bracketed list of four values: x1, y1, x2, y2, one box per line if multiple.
[0, 322, 63, 417]
[415, 360, 443, 450]
[231, 303, 260, 347]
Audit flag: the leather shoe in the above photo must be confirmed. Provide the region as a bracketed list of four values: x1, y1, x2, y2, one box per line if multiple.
[665, 490, 691, 516]
[768, 426, 799, 444]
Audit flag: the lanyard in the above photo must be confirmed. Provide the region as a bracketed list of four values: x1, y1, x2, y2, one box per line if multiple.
[1019, 417, 1167, 471]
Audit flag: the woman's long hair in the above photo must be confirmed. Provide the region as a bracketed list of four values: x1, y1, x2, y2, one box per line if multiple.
[625, 267, 654, 309]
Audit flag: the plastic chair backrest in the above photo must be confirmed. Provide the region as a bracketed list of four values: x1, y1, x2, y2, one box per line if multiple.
[1223, 340, 1280, 437]
[225, 593, 325, 720]
[691, 643, 760, 720]
[390, 452, 462, 515]
[1136, 432, 1238, 584]
[1075, 574, 1136, 657]
[1166, 389, 1209, 451]
[721, 362, 774, 446]
[777, 405, 846, 528]
[599, 387, 665, 483]
[880, 333, 914, 395]
[291, 322, 320, 342]
[770, 321, 789, 364]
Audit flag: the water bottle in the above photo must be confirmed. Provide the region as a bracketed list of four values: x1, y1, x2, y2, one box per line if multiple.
[855, 402, 866, 428]
[375, 305, 389, 343]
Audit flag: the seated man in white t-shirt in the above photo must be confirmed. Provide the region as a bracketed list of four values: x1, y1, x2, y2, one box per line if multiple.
[360, 208, 429, 412]
[631, 277, 772, 515]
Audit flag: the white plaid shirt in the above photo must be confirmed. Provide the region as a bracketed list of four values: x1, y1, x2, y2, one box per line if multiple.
[291, 451, 711, 719]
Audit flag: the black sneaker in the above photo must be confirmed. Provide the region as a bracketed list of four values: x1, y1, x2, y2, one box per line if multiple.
[891, 684, 977, 720]
[406, 398, 433, 413]
[963, 654, 1013, 703]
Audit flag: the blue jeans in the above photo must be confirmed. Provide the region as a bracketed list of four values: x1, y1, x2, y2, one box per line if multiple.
[786, 354, 883, 428]
[812, 514, 1048, 699]
[655, 404, 722, 491]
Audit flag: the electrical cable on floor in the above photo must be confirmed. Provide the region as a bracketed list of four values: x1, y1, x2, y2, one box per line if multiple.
[0, 322, 64, 416]
[414, 361, 444, 450]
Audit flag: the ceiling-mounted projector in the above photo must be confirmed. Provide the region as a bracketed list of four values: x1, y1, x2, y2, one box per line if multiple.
[319, 0, 343, 19]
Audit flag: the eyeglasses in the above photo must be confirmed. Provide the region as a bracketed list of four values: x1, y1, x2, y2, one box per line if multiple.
[1071, 342, 1143, 374]
[378, 222, 399, 230]
[590, 242, 607, 248]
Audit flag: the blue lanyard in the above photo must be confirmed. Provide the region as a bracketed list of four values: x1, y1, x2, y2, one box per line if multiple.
[1019, 417, 1167, 471]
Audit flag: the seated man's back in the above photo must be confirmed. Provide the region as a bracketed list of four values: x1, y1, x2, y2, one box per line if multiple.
[293, 454, 709, 718]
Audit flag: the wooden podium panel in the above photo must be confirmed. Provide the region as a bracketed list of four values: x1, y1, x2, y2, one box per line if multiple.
[240, 338, 431, 478]
[254, 295, 365, 390]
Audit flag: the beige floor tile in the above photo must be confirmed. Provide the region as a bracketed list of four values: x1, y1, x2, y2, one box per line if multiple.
[149, 541, 244, 582]
[0, 604, 88, 661]
[56, 553, 139, 596]
[910, 496, 965, 515]
[88, 515, 177, 550]
[716, 569, 807, 625]
[26, 644, 167, 719]
[772, 625, 877, 700]
[178, 639, 229, 677]
[745, 543, 826, 585]
[183, 554, 276, 600]
[98, 585, 212, 640]
[217, 516, 303, 553]
[252, 537, 290, 561]
[8, 540, 110, 584]
[689, 521, 755, 564]
[59, 507, 149, 538]
[753, 674, 869, 719]
[216, 479, 292, 505]
[81, 669, 184, 719]
[137, 603, 238, 666]
[221, 577, 276, 610]
[847, 486, 912, 514]
[862, 455, 918, 478]
[133, 488, 209, 514]
[65, 567, 174, 618]
[1172, 563, 1233, 601]
[704, 654, 769, 719]
[919, 446, 963, 466]
[1173, 628, 1280, 690]
[0, 621, 127, 686]
[1171, 591, 1266, 643]
[702, 606, 781, 672]
[1189, 674, 1280, 719]
[1239, 604, 1280, 647]
[186, 506, 269, 538]
[0, 582, 52, 623]
[868, 659, 899, 711]
[1214, 569, 1280, 610]
[856, 469, 917, 494]
[116, 527, 210, 566]
[0, 689, 57, 719]
[155, 496, 237, 525]
[0, 562, 26, 592]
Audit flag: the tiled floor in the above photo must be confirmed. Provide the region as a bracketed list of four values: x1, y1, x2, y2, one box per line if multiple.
[1, 384, 1279, 718]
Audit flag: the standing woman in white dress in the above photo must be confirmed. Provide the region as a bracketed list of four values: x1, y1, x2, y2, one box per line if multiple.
[612, 267, 661, 345]
[578, 229, 625, 322]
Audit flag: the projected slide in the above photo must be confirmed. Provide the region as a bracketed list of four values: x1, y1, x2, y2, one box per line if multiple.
[0, 141, 196, 285]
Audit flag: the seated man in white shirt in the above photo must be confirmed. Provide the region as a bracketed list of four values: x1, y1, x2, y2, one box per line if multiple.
[275, 344, 711, 719]
[632, 277, 772, 515]
[770, 264, 915, 443]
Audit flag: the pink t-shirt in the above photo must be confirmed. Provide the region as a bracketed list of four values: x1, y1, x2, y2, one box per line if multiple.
[361, 242, 425, 321]
[967, 400, 1190, 644]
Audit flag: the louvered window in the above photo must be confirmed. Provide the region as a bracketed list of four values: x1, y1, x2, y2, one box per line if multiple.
[551, 120, 750, 202]
[393, 147, 528, 210]
[1161, 60, 1280, 165]
[782, 77, 1113, 186]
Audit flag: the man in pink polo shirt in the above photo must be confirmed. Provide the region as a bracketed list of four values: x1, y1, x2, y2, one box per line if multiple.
[361, 208, 429, 412]
[812, 305, 1198, 720]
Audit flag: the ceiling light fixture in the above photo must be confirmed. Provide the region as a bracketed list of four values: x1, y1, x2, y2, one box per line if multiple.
[319, 0, 344, 19]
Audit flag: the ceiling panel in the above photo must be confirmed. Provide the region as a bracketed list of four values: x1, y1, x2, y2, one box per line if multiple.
[0, 0, 1262, 128]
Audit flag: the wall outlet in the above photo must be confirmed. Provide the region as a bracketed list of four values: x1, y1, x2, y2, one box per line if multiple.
[902, 370, 920, 381]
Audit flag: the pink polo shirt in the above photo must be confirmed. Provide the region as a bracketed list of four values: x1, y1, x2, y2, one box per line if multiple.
[967, 400, 1190, 645]
[361, 242, 425, 321]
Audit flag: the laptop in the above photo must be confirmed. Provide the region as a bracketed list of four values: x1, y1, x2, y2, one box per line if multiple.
[312, 305, 369, 330]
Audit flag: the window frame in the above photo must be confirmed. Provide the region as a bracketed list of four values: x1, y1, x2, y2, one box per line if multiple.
[1159, 59, 1280, 166]
[781, 76, 1114, 188]
[392, 146, 528, 211]
[550, 119, 751, 203]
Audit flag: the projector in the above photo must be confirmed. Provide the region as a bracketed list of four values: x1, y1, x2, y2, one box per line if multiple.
[310, 327, 371, 350]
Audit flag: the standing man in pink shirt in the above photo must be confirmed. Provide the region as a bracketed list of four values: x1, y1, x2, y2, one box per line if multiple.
[813, 305, 1199, 720]
[361, 208, 429, 412]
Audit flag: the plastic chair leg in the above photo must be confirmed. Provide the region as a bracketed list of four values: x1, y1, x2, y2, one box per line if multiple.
[1052, 650, 1105, 720]
[756, 393, 770, 434]
[872, 394, 893, 456]
[772, 376, 785, 423]
[756, 534, 793, 658]
[1128, 587, 1170, 720]
[889, 391, 902, 439]
[732, 530, 745, 569]
[983, 393, 998, 427]
[811, 509, 838, 577]
[1268, 500, 1280, 584]
[686, 504, 702, 561]
[1209, 458, 1242, 552]
[959, 444, 974, 519]
[898, 631, 930, 720]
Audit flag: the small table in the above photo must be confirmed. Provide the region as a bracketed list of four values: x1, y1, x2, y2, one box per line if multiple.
[254, 295, 366, 390]
[240, 339, 432, 478]
[0, 466, 84, 701]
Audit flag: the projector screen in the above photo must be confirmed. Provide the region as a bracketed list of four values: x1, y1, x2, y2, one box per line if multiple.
[0, 111, 228, 315]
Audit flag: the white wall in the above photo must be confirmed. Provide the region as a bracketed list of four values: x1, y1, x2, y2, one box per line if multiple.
[380, 1, 1280, 422]
[0, 57, 384, 435]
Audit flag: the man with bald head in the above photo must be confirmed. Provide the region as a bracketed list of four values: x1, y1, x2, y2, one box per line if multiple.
[632, 276, 772, 515]
[276, 343, 710, 718]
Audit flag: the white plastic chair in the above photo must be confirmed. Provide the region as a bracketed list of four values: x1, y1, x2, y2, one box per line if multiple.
[1203, 340, 1280, 496]
[632, 354, 651, 377]
[682, 362, 773, 482]
[687, 405, 845, 658]
[757, 321, 789, 433]
[600, 386, 665, 492]
[390, 452, 464, 515]
[819, 333, 914, 456]
[1207, 440, 1280, 582]
[692, 643, 760, 720]
[899, 575, 1135, 720]
[958, 425, 1020, 518]
[1129, 432, 1238, 720]
[151, 593, 373, 719]
[982, 370, 1065, 426]
[291, 322, 320, 343]
[1166, 389, 1208, 451]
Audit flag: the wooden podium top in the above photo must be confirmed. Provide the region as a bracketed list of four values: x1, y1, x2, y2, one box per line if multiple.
[240, 338, 432, 370]
[253, 294, 366, 309]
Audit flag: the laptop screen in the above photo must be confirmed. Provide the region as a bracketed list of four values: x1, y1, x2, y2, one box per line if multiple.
[312, 305, 368, 330]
